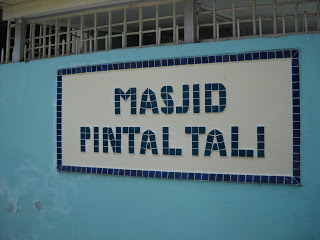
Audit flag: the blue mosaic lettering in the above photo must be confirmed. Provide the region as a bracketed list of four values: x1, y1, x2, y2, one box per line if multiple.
[163, 127, 182, 155]
[102, 127, 121, 153]
[94, 127, 99, 153]
[231, 126, 254, 157]
[205, 83, 226, 113]
[193, 84, 200, 113]
[140, 88, 159, 114]
[176, 85, 189, 114]
[114, 88, 137, 115]
[80, 127, 90, 152]
[204, 129, 227, 156]
[257, 126, 265, 158]
[122, 127, 141, 154]
[161, 86, 174, 114]
[140, 129, 158, 155]
[185, 126, 206, 156]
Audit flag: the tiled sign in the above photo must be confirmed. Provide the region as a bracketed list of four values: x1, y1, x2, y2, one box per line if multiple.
[57, 50, 300, 185]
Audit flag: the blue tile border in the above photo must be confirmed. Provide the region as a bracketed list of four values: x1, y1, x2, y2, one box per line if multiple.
[57, 49, 301, 185]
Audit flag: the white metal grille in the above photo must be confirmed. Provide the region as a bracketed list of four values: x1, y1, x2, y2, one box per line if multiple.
[1, 0, 320, 64]
[197, 0, 320, 41]
[23, 0, 184, 61]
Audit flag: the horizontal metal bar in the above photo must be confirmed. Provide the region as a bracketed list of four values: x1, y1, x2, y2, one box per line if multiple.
[198, 30, 320, 42]
[28, 0, 184, 23]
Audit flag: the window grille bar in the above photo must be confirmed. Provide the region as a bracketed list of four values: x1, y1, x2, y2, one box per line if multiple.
[232, 0, 236, 37]
[304, 11, 308, 33]
[282, 15, 286, 35]
[317, 0, 320, 30]
[108, 11, 112, 50]
[5, 21, 11, 63]
[156, 4, 159, 46]
[294, 0, 299, 32]
[1, 48, 4, 64]
[67, 18, 70, 55]
[31, 23, 35, 60]
[94, 13, 97, 51]
[54, 19, 58, 56]
[42, 22, 46, 58]
[80, 15, 83, 53]
[123, 8, 127, 48]
[213, 0, 217, 39]
[252, 0, 256, 35]
[173, 2, 177, 42]
[273, 0, 277, 34]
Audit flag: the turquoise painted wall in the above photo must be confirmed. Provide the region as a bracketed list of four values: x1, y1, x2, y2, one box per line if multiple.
[0, 34, 319, 240]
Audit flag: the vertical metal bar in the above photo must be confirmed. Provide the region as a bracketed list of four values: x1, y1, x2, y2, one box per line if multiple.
[67, 17, 70, 54]
[42, 22, 46, 58]
[6, 21, 11, 63]
[304, 11, 308, 33]
[24, 44, 27, 61]
[213, 0, 217, 39]
[173, 2, 176, 42]
[108, 11, 112, 50]
[273, 0, 277, 34]
[39, 24, 42, 58]
[13, 19, 27, 62]
[94, 12, 97, 51]
[156, 4, 159, 46]
[139, 7, 143, 47]
[216, 21, 219, 41]
[1, 48, 4, 64]
[294, 0, 298, 32]
[75, 40, 78, 55]
[176, 25, 179, 44]
[282, 15, 285, 35]
[123, 8, 127, 48]
[62, 39, 65, 56]
[237, 19, 240, 39]
[122, 32, 125, 48]
[55, 19, 58, 56]
[252, 0, 256, 35]
[48, 41, 51, 58]
[259, 16, 262, 37]
[317, 0, 320, 31]
[31, 23, 35, 60]
[158, 27, 161, 46]
[197, 24, 199, 42]
[28, 22, 31, 56]
[89, 36, 92, 52]
[184, 0, 197, 43]
[232, 0, 236, 37]
[49, 26, 52, 56]
[80, 15, 83, 53]
[105, 34, 108, 51]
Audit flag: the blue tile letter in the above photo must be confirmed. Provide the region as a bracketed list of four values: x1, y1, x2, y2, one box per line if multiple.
[80, 127, 91, 152]
[102, 127, 121, 153]
[161, 86, 174, 114]
[185, 127, 206, 156]
[231, 126, 254, 158]
[163, 127, 182, 155]
[94, 127, 99, 152]
[114, 88, 137, 115]
[140, 88, 159, 114]
[176, 85, 189, 114]
[257, 126, 265, 158]
[205, 83, 226, 113]
[122, 127, 141, 154]
[140, 129, 158, 154]
[204, 129, 227, 156]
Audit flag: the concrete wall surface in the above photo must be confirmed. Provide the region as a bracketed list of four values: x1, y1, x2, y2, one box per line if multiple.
[0, 34, 319, 240]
